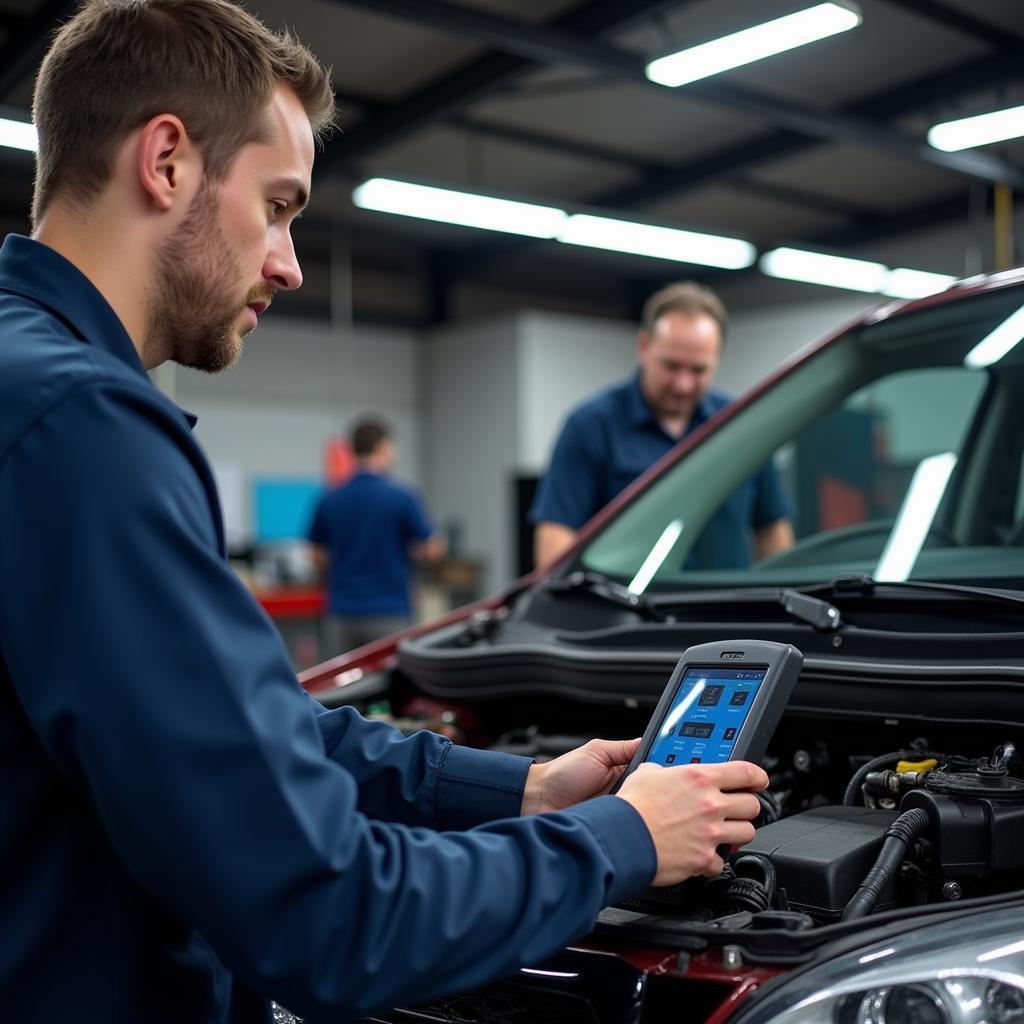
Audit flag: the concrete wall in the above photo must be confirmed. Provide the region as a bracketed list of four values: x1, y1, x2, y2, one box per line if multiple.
[171, 316, 422, 547]
[516, 310, 636, 473]
[422, 315, 519, 594]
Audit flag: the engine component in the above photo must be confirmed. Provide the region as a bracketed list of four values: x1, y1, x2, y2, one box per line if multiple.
[744, 805, 896, 919]
[842, 807, 931, 920]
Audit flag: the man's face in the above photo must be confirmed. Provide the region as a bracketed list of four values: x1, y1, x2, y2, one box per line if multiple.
[637, 310, 722, 424]
[148, 84, 314, 373]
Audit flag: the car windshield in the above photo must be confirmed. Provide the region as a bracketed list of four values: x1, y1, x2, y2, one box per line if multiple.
[578, 281, 1024, 594]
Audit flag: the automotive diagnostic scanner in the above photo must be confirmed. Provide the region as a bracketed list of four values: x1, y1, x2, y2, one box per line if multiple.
[615, 639, 803, 787]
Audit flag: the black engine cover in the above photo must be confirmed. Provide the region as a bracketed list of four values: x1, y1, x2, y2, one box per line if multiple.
[745, 805, 897, 919]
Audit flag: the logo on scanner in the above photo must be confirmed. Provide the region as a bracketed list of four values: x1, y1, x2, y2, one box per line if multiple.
[720, 650, 745, 660]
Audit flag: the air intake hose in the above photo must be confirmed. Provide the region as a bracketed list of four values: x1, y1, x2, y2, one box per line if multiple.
[841, 808, 930, 921]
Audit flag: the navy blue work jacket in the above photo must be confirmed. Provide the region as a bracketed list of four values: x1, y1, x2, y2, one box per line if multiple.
[529, 374, 792, 569]
[0, 236, 655, 1023]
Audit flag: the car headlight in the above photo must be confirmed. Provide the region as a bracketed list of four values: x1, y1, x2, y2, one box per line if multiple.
[733, 906, 1024, 1024]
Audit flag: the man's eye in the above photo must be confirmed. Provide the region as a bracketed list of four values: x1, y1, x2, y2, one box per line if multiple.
[270, 201, 288, 219]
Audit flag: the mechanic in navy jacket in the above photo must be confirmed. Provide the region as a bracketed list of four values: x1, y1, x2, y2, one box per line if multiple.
[530, 281, 795, 567]
[0, 2, 768, 1021]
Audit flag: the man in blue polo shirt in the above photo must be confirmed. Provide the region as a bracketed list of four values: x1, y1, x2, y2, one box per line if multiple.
[531, 281, 795, 568]
[310, 419, 446, 651]
[0, 2, 767, 1021]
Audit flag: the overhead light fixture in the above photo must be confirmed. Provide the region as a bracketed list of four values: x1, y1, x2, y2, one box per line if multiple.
[0, 115, 36, 153]
[352, 178, 567, 239]
[928, 103, 1024, 153]
[558, 214, 756, 269]
[964, 303, 1024, 369]
[873, 452, 957, 582]
[762, 247, 955, 298]
[646, 2, 862, 88]
[881, 268, 957, 299]
[760, 246, 887, 292]
[353, 178, 755, 269]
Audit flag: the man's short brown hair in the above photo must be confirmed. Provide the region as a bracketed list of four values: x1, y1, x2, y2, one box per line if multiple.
[351, 419, 391, 458]
[31, 0, 335, 225]
[641, 281, 728, 342]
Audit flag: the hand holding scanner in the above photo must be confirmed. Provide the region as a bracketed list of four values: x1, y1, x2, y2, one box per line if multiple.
[616, 639, 803, 784]
[612, 639, 801, 892]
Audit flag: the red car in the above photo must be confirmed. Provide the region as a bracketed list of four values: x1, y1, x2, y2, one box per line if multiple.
[301, 267, 1024, 1024]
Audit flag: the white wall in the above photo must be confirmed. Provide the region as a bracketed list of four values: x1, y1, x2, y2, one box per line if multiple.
[171, 315, 422, 546]
[516, 310, 636, 472]
[716, 294, 877, 397]
[423, 315, 519, 594]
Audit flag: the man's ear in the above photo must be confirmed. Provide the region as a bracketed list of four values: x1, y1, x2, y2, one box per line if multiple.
[635, 329, 650, 357]
[136, 114, 199, 212]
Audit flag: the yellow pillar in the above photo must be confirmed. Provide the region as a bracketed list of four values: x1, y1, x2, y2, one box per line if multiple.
[994, 184, 1014, 271]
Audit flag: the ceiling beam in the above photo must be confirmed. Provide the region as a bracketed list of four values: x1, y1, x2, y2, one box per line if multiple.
[430, 48, 1022, 278]
[331, 0, 1022, 188]
[318, 0, 685, 169]
[875, 0, 1024, 50]
[452, 114, 876, 219]
[333, 0, 641, 76]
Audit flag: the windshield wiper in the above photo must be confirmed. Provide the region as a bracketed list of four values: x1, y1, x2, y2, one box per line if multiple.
[545, 571, 843, 631]
[809, 573, 1024, 611]
[544, 571, 665, 621]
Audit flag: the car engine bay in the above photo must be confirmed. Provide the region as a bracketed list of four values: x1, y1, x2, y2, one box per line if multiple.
[362, 595, 1024, 954]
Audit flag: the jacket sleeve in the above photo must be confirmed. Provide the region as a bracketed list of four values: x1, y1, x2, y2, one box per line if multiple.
[0, 380, 656, 1021]
[311, 701, 533, 827]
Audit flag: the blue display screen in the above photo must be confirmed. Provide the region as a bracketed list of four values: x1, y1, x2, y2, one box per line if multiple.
[645, 666, 767, 766]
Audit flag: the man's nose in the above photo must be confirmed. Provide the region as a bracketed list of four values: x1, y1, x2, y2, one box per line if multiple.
[264, 233, 303, 292]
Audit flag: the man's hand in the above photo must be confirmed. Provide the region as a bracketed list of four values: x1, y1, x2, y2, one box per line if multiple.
[616, 761, 768, 885]
[521, 738, 641, 815]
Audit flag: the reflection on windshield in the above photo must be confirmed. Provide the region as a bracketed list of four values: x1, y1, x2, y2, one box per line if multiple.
[580, 286, 1024, 591]
[628, 519, 683, 595]
[873, 452, 957, 582]
[965, 303, 1024, 367]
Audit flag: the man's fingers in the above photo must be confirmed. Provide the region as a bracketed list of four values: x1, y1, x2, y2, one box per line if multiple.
[719, 819, 757, 850]
[722, 791, 763, 822]
[596, 736, 642, 765]
[706, 760, 769, 792]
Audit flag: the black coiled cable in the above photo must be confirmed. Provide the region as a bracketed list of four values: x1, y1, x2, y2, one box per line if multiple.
[720, 854, 778, 915]
[841, 807, 930, 921]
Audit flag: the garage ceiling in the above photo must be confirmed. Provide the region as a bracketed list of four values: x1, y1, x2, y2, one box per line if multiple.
[0, 0, 1021, 325]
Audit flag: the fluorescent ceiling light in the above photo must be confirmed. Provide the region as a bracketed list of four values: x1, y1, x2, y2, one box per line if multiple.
[628, 519, 684, 595]
[873, 452, 957, 582]
[558, 214, 755, 269]
[760, 246, 887, 292]
[928, 103, 1024, 153]
[881, 268, 957, 299]
[352, 178, 567, 238]
[963, 304, 1024, 369]
[0, 115, 36, 153]
[646, 2, 861, 88]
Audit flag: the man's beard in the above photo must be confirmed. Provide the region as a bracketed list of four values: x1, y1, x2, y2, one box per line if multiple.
[148, 183, 267, 374]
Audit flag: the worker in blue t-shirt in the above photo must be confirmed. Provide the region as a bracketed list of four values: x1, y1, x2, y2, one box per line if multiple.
[309, 419, 446, 651]
[530, 281, 795, 568]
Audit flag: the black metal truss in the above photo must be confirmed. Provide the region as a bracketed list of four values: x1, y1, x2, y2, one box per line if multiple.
[329, 0, 1022, 187]
[875, 0, 1024, 50]
[429, 47, 1021, 280]
[317, 0, 686, 169]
